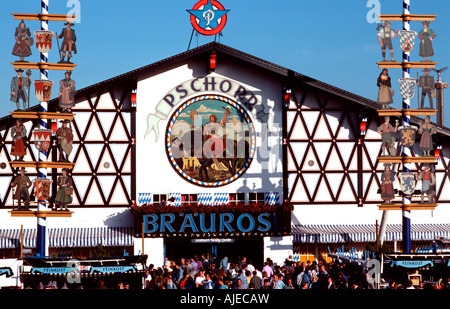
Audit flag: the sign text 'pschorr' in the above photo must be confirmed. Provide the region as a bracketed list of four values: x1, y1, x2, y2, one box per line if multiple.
[143, 212, 272, 236]
[144, 75, 271, 141]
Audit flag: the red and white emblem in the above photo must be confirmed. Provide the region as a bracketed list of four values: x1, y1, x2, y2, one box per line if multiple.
[34, 30, 54, 53]
[33, 129, 52, 152]
[33, 177, 52, 201]
[33, 79, 54, 102]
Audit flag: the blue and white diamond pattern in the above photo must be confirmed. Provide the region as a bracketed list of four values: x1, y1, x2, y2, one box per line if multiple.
[198, 193, 213, 205]
[265, 192, 280, 205]
[398, 77, 417, 100]
[214, 193, 229, 205]
[399, 30, 417, 51]
[169, 192, 181, 206]
[138, 193, 152, 205]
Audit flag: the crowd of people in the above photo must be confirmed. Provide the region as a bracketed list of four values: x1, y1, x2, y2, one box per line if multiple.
[19, 253, 450, 289]
[141, 254, 449, 290]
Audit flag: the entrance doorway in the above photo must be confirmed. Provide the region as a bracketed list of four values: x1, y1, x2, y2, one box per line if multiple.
[164, 237, 264, 270]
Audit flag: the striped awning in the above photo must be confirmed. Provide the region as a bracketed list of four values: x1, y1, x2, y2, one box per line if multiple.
[292, 224, 450, 244]
[0, 227, 134, 249]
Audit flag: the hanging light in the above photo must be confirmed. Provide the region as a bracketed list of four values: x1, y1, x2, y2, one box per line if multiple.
[360, 117, 368, 136]
[131, 89, 137, 108]
[208, 51, 217, 73]
[283, 89, 291, 108]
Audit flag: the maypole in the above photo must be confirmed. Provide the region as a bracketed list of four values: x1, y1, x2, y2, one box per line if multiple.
[401, 0, 412, 253]
[375, 1, 439, 253]
[9, 2, 77, 258]
[36, 0, 50, 257]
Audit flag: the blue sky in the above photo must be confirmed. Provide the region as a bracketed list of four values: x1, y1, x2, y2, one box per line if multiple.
[1, 0, 449, 124]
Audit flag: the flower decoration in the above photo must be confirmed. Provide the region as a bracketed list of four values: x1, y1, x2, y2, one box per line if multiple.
[130, 201, 294, 215]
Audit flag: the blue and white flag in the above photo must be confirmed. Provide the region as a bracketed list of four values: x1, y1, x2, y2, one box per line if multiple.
[399, 30, 417, 52]
[398, 78, 417, 100]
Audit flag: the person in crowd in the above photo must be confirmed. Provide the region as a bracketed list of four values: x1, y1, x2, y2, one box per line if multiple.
[202, 273, 214, 289]
[262, 261, 273, 278]
[327, 276, 337, 289]
[234, 278, 246, 290]
[317, 264, 329, 289]
[250, 271, 262, 289]
[310, 276, 319, 289]
[262, 278, 271, 289]
[219, 255, 228, 271]
[217, 277, 228, 289]
[194, 269, 206, 287]
[234, 269, 248, 289]
[272, 274, 285, 289]
[284, 278, 295, 289]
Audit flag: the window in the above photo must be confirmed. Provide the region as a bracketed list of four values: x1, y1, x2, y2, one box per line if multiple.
[248, 192, 265, 203]
[229, 193, 246, 205]
[153, 194, 167, 204]
[181, 194, 197, 204]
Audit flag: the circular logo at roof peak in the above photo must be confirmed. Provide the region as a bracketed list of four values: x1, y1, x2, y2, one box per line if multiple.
[187, 0, 230, 36]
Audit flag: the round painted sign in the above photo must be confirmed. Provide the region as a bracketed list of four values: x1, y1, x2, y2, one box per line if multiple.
[166, 94, 255, 187]
[187, 0, 230, 36]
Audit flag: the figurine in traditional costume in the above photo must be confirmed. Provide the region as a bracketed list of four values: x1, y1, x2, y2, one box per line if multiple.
[56, 22, 77, 63]
[11, 167, 32, 211]
[418, 68, 435, 109]
[10, 119, 27, 161]
[377, 21, 398, 62]
[55, 168, 73, 211]
[12, 20, 33, 62]
[10, 69, 31, 111]
[418, 116, 437, 156]
[58, 71, 76, 112]
[377, 116, 399, 156]
[418, 21, 436, 62]
[377, 69, 394, 108]
[416, 164, 436, 204]
[55, 120, 74, 162]
[381, 164, 396, 204]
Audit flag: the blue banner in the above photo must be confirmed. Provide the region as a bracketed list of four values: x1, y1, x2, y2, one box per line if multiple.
[31, 267, 76, 274]
[391, 260, 433, 268]
[90, 266, 135, 273]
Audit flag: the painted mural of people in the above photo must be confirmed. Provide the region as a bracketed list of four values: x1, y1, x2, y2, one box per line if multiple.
[58, 71, 76, 112]
[418, 116, 437, 156]
[377, 69, 394, 109]
[418, 68, 435, 109]
[377, 21, 398, 62]
[381, 164, 396, 204]
[202, 107, 232, 166]
[416, 164, 436, 204]
[168, 98, 252, 185]
[203, 106, 231, 138]
[55, 120, 74, 162]
[12, 20, 33, 62]
[377, 116, 399, 156]
[55, 168, 73, 211]
[56, 22, 77, 63]
[10, 69, 31, 111]
[418, 22, 436, 62]
[11, 167, 32, 211]
[10, 119, 27, 161]
[189, 110, 202, 130]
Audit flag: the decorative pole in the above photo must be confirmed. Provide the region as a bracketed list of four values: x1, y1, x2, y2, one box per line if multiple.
[36, 0, 50, 257]
[401, 0, 412, 253]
